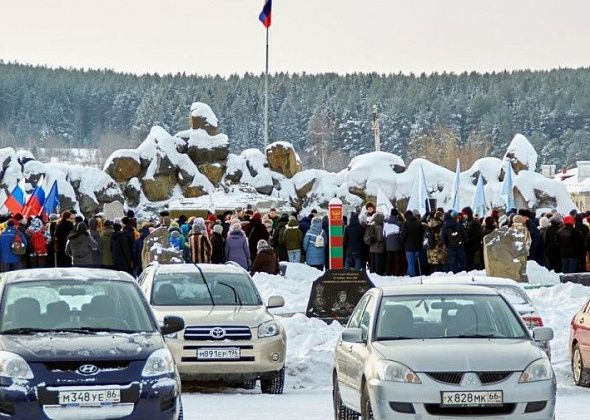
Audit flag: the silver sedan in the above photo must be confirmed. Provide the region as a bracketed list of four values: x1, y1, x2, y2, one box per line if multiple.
[332, 284, 556, 419]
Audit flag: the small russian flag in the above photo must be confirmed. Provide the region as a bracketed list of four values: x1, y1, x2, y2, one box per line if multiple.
[3, 181, 26, 215]
[259, 0, 272, 28]
[22, 178, 46, 218]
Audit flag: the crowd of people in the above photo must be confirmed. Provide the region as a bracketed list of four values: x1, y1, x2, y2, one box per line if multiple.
[0, 202, 589, 277]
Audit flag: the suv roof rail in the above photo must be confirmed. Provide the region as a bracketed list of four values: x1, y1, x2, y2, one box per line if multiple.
[224, 261, 245, 271]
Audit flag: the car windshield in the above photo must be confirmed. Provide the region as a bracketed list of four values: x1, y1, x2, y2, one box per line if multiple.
[0, 279, 155, 334]
[152, 272, 262, 306]
[375, 294, 528, 341]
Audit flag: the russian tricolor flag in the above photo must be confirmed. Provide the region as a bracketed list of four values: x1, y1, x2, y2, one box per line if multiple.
[22, 178, 46, 218]
[3, 181, 26, 215]
[259, 0, 272, 28]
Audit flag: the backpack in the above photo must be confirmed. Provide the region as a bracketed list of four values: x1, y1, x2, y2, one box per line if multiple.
[311, 233, 325, 248]
[11, 233, 26, 256]
[447, 225, 463, 247]
[169, 236, 181, 250]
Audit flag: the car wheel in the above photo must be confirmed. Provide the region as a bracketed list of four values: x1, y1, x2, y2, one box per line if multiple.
[333, 374, 357, 420]
[242, 379, 257, 390]
[572, 344, 590, 387]
[361, 385, 374, 420]
[261, 368, 285, 394]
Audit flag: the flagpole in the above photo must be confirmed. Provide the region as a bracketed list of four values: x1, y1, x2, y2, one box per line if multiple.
[264, 26, 269, 150]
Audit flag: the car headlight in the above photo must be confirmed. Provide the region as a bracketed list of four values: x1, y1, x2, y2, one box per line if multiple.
[0, 351, 33, 380]
[142, 348, 175, 377]
[375, 360, 421, 384]
[519, 358, 553, 383]
[258, 320, 280, 338]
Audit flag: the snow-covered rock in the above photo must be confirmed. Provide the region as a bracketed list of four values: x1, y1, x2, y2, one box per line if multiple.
[189, 102, 219, 135]
[265, 141, 302, 179]
[103, 149, 141, 182]
[505, 133, 538, 173]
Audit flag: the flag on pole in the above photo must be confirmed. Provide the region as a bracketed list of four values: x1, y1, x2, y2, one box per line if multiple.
[42, 180, 60, 217]
[449, 158, 461, 211]
[22, 177, 46, 218]
[471, 174, 488, 217]
[3, 180, 26, 215]
[208, 189, 216, 215]
[407, 164, 430, 215]
[376, 186, 393, 216]
[258, 0, 272, 28]
[500, 159, 515, 210]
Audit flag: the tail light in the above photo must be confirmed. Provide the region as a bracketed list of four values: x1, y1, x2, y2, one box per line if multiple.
[522, 315, 544, 328]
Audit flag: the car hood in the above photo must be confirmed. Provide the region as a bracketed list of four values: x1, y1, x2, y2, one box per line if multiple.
[151, 305, 273, 328]
[372, 338, 544, 372]
[0, 333, 163, 362]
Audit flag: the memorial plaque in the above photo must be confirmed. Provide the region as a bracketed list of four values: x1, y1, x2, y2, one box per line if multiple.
[306, 269, 375, 323]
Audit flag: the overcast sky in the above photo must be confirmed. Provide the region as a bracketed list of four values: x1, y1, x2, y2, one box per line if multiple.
[1, 0, 589, 76]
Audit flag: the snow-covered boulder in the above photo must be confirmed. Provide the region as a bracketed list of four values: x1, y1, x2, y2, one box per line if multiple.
[103, 149, 141, 182]
[340, 151, 406, 199]
[198, 162, 225, 186]
[182, 129, 229, 166]
[124, 177, 141, 207]
[189, 102, 219, 136]
[265, 141, 302, 178]
[505, 134, 538, 173]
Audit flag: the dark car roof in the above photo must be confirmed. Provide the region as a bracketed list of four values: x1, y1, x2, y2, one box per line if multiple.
[0, 268, 135, 284]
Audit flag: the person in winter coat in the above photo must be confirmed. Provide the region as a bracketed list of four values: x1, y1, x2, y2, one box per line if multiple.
[0, 220, 27, 272]
[88, 218, 102, 267]
[364, 212, 385, 275]
[425, 211, 447, 273]
[400, 211, 425, 277]
[111, 223, 133, 274]
[461, 207, 484, 270]
[383, 209, 405, 275]
[210, 224, 225, 264]
[65, 223, 98, 267]
[281, 216, 303, 263]
[482, 216, 497, 238]
[250, 240, 279, 275]
[27, 218, 49, 268]
[557, 215, 583, 273]
[542, 215, 562, 272]
[188, 223, 212, 264]
[441, 212, 468, 274]
[55, 211, 74, 267]
[575, 214, 589, 272]
[133, 223, 151, 273]
[272, 214, 289, 261]
[303, 216, 326, 271]
[245, 213, 269, 261]
[100, 220, 115, 269]
[225, 222, 251, 270]
[344, 212, 364, 270]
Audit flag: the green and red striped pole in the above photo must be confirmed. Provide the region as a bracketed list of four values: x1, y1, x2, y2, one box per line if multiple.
[328, 198, 344, 269]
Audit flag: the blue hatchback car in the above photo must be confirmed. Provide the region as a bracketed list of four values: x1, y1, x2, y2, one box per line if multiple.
[0, 268, 185, 419]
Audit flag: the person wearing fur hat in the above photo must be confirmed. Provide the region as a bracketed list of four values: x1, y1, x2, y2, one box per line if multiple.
[210, 224, 226, 264]
[557, 215, 583, 273]
[225, 222, 250, 270]
[65, 222, 98, 267]
[188, 223, 212, 264]
[250, 239, 279, 275]
[425, 211, 447, 273]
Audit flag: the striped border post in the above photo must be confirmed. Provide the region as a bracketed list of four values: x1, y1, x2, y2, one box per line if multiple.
[328, 198, 344, 269]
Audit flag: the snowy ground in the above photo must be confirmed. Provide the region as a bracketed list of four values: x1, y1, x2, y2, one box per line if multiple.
[181, 264, 590, 419]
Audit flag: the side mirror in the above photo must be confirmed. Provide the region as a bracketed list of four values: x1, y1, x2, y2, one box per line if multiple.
[341, 327, 364, 344]
[161, 315, 185, 336]
[532, 327, 554, 342]
[267, 296, 285, 309]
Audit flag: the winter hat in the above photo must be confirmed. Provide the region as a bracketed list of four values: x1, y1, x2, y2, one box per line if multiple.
[257, 239, 270, 251]
[539, 216, 550, 229]
[213, 224, 223, 235]
[113, 223, 122, 232]
[569, 209, 578, 216]
[7, 220, 15, 227]
[390, 208, 399, 217]
[461, 207, 473, 217]
[76, 222, 88, 233]
[49, 213, 60, 222]
[192, 223, 204, 234]
[434, 211, 444, 220]
[30, 218, 43, 232]
[104, 220, 114, 228]
[195, 217, 206, 227]
[207, 214, 217, 223]
[288, 215, 297, 222]
[231, 222, 242, 232]
[13, 213, 23, 222]
[484, 216, 496, 227]
[564, 215, 575, 226]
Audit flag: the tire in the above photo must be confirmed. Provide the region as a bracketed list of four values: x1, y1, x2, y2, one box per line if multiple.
[572, 344, 590, 387]
[361, 385, 374, 420]
[261, 368, 285, 394]
[333, 374, 357, 420]
[242, 379, 257, 390]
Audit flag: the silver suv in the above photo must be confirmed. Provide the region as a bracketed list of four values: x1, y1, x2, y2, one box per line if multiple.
[138, 263, 286, 394]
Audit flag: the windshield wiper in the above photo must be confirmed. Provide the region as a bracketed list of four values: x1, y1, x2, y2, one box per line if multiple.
[218, 281, 243, 305]
[447, 334, 497, 338]
[376, 336, 415, 341]
[70, 327, 139, 334]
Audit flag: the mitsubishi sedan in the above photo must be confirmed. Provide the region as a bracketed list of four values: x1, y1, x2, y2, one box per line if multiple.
[0, 268, 184, 419]
[333, 284, 555, 419]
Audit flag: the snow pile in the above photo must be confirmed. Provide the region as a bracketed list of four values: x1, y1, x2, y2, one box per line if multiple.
[340, 151, 405, 198]
[184, 129, 229, 151]
[190, 102, 218, 128]
[505, 133, 538, 172]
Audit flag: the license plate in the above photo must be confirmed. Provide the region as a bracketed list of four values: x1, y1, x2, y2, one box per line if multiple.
[441, 391, 503, 406]
[58, 389, 121, 406]
[197, 348, 241, 360]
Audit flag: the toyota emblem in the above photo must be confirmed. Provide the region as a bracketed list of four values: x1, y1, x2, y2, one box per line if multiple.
[209, 327, 226, 339]
[77, 364, 99, 376]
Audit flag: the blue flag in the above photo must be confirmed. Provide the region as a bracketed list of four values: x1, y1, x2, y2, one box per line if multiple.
[42, 180, 60, 217]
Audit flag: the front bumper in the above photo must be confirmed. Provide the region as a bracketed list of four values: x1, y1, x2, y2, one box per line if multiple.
[367, 373, 556, 420]
[0, 376, 181, 420]
[167, 333, 286, 382]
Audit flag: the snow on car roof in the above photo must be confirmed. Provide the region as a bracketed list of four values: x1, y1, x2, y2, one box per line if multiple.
[380, 283, 499, 297]
[422, 275, 522, 288]
[152, 263, 247, 275]
[1, 268, 133, 283]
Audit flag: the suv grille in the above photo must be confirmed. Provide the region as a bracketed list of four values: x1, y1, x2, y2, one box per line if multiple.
[184, 326, 252, 341]
[426, 371, 513, 385]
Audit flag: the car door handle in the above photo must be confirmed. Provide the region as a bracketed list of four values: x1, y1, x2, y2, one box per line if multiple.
[581, 318, 585, 324]
[347, 345, 353, 352]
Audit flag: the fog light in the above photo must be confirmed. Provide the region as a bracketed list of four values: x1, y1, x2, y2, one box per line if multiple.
[272, 353, 280, 362]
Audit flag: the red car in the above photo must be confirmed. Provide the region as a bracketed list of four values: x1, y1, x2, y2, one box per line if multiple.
[570, 297, 590, 386]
